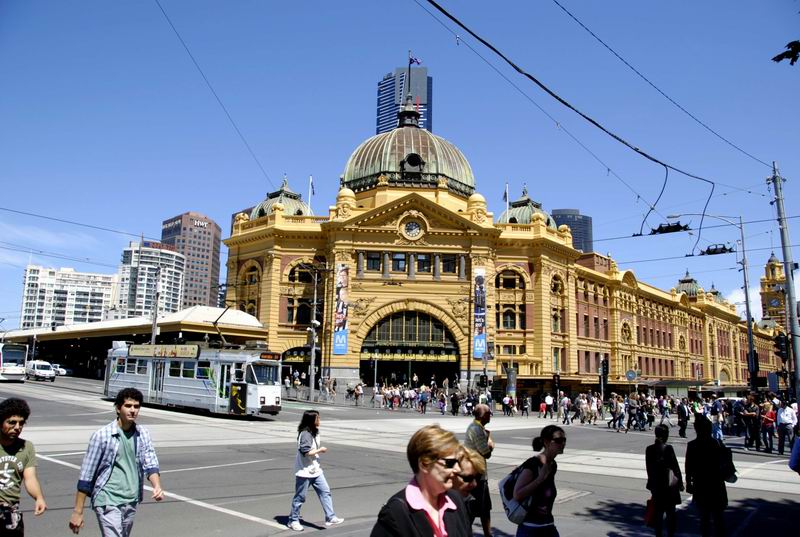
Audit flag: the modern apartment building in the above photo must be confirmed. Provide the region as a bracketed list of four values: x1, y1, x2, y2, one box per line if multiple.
[116, 241, 185, 318]
[161, 212, 221, 308]
[19, 266, 118, 329]
[376, 67, 433, 134]
[552, 209, 594, 253]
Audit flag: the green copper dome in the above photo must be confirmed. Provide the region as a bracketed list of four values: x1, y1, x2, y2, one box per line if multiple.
[251, 178, 313, 219]
[675, 270, 700, 297]
[342, 95, 475, 197]
[498, 187, 557, 228]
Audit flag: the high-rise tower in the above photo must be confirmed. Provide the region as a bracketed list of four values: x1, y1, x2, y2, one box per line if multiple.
[552, 209, 594, 253]
[161, 212, 222, 308]
[376, 67, 433, 134]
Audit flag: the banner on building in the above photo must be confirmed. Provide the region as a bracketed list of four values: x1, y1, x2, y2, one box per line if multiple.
[333, 263, 350, 355]
[473, 267, 486, 359]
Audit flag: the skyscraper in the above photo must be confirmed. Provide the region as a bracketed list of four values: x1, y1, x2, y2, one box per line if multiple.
[161, 211, 222, 308]
[376, 67, 433, 134]
[552, 209, 593, 253]
[116, 241, 185, 318]
[19, 266, 118, 328]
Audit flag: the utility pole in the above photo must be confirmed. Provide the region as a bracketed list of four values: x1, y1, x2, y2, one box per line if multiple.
[307, 266, 321, 402]
[737, 215, 758, 393]
[150, 266, 161, 345]
[768, 162, 800, 401]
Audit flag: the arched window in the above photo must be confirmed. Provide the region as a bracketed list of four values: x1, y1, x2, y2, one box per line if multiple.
[495, 270, 525, 290]
[551, 276, 564, 295]
[289, 265, 314, 283]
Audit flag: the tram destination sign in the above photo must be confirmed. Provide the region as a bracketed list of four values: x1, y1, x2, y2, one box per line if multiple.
[129, 344, 200, 359]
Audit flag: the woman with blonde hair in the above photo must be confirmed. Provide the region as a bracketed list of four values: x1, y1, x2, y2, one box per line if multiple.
[371, 425, 472, 536]
[453, 447, 492, 536]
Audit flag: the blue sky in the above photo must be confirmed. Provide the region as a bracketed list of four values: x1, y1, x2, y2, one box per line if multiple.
[1, 1, 798, 329]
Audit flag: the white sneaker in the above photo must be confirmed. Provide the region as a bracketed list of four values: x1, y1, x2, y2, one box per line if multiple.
[325, 517, 344, 526]
[286, 520, 304, 531]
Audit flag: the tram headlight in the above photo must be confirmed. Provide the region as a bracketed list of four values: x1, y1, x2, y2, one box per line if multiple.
[260, 396, 265, 405]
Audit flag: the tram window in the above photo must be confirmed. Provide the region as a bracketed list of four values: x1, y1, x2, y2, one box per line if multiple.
[182, 362, 196, 379]
[125, 359, 137, 374]
[116, 358, 125, 373]
[137, 360, 148, 375]
[248, 364, 278, 385]
[169, 361, 181, 377]
[197, 360, 211, 379]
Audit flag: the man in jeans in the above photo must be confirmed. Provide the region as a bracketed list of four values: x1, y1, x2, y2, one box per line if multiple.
[777, 400, 797, 456]
[0, 398, 47, 536]
[464, 405, 494, 537]
[69, 388, 164, 536]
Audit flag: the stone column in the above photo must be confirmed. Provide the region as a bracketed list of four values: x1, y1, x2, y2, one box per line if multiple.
[458, 255, 466, 280]
[382, 252, 390, 279]
[433, 254, 441, 280]
[357, 252, 364, 278]
[408, 253, 416, 279]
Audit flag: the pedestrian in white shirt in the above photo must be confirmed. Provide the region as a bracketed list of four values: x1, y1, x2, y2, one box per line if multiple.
[777, 400, 797, 456]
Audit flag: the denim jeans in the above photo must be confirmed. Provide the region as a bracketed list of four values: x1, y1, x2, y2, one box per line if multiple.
[761, 425, 775, 452]
[516, 523, 560, 537]
[94, 503, 138, 537]
[778, 423, 794, 455]
[289, 473, 336, 523]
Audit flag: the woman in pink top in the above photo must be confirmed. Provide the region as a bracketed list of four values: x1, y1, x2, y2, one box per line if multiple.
[760, 403, 777, 454]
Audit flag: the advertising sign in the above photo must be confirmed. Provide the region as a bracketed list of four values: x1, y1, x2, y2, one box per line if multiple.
[333, 264, 350, 355]
[129, 344, 200, 359]
[473, 268, 486, 359]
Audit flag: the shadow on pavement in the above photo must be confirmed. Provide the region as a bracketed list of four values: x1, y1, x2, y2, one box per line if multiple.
[574, 496, 800, 536]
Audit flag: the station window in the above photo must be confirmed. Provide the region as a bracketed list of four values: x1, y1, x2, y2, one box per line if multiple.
[441, 254, 456, 273]
[366, 252, 381, 271]
[417, 254, 431, 273]
[391, 253, 407, 272]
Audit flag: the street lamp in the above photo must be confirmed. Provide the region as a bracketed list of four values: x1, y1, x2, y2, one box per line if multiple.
[667, 213, 757, 392]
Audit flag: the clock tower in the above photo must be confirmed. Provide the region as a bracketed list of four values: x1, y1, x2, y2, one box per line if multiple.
[760, 252, 787, 328]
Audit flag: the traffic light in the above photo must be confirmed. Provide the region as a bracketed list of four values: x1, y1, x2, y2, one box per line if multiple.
[750, 350, 759, 374]
[478, 374, 488, 388]
[601, 359, 609, 378]
[774, 333, 788, 363]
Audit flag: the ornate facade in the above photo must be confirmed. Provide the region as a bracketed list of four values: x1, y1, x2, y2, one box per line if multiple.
[224, 96, 778, 393]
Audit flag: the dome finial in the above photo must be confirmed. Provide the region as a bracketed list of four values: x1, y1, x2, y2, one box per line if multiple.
[281, 174, 289, 189]
[397, 51, 422, 129]
[522, 183, 528, 197]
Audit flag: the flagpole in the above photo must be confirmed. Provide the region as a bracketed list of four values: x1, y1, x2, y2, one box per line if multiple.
[505, 182, 510, 223]
[307, 175, 313, 214]
[406, 50, 412, 99]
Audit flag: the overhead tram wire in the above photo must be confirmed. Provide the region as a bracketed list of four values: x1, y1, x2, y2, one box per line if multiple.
[617, 243, 799, 265]
[153, 0, 275, 189]
[422, 0, 717, 255]
[0, 244, 118, 269]
[0, 206, 160, 241]
[592, 215, 799, 244]
[550, 0, 772, 171]
[411, 0, 665, 222]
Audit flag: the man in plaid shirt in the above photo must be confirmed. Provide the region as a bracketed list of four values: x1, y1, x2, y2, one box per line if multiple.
[69, 388, 164, 536]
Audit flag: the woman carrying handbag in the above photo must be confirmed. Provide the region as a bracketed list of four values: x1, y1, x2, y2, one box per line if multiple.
[645, 424, 683, 537]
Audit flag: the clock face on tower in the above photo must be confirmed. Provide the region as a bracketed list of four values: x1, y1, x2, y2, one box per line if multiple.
[769, 298, 781, 308]
[404, 221, 422, 238]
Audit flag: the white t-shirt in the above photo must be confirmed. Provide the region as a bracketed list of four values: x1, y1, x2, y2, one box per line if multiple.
[545, 395, 553, 405]
[294, 431, 322, 478]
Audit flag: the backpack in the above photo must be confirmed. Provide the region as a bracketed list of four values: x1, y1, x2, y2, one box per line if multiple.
[498, 463, 531, 524]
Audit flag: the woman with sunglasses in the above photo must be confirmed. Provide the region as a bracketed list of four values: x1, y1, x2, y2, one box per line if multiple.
[371, 425, 472, 536]
[454, 447, 492, 537]
[513, 425, 566, 537]
[286, 410, 344, 531]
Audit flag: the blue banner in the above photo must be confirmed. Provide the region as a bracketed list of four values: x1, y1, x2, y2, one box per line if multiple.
[333, 329, 349, 355]
[473, 268, 486, 359]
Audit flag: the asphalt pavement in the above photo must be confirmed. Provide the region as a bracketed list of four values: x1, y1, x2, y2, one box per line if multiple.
[2, 378, 798, 536]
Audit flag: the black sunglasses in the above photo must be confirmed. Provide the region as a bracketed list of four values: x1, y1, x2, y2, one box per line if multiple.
[438, 457, 459, 469]
[458, 473, 478, 483]
[551, 437, 567, 444]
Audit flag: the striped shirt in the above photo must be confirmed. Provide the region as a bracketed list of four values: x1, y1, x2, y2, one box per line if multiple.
[76, 420, 160, 506]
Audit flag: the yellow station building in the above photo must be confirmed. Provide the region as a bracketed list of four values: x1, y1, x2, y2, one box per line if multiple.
[224, 96, 779, 395]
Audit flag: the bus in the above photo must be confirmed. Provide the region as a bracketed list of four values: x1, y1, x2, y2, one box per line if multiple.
[0, 343, 28, 382]
[104, 341, 283, 416]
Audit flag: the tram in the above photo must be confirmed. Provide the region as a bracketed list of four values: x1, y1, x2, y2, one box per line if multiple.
[0, 343, 28, 382]
[104, 341, 282, 416]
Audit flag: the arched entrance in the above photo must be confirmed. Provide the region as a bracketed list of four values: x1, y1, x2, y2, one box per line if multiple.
[281, 346, 321, 386]
[360, 311, 460, 387]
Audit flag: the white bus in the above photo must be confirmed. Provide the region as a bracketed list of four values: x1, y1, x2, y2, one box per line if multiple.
[104, 341, 282, 416]
[0, 343, 28, 382]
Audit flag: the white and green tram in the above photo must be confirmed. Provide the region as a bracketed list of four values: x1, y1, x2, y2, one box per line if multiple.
[104, 341, 282, 416]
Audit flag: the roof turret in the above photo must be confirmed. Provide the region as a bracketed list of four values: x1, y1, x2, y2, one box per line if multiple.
[250, 177, 313, 219]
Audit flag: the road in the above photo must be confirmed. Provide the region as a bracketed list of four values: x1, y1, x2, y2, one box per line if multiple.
[3, 378, 798, 536]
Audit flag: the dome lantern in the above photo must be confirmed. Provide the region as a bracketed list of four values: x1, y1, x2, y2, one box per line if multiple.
[250, 177, 313, 219]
